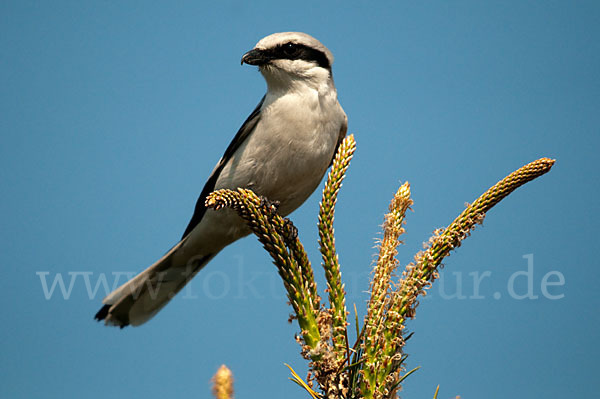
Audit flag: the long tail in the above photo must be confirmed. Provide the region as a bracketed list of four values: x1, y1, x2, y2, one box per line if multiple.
[94, 239, 213, 328]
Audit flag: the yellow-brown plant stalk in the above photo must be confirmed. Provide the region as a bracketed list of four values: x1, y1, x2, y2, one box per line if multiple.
[211, 365, 234, 399]
[206, 135, 555, 399]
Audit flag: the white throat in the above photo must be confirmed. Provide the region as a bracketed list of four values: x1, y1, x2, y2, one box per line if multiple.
[259, 60, 334, 94]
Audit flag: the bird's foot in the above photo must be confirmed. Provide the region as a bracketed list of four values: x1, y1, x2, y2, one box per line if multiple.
[281, 217, 298, 242]
[259, 196, 280, 214]
[258, 196, 297, 242]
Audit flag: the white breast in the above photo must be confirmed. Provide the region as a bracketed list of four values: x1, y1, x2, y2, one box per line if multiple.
[216, 84, 346, 215]
[179, 78, 346, 258]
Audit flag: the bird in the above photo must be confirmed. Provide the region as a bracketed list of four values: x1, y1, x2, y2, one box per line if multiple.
[94, 32, 347, 327]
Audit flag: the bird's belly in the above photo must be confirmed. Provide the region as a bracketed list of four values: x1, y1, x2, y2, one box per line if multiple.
[177, 139, 331, 263]
[217, 122, 337, 215]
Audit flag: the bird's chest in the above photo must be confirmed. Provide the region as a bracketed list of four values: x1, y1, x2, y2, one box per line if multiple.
[218, 91, 341, 214]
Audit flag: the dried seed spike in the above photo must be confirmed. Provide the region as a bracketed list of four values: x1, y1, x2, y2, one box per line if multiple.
[212, 365, 234, 399]
[318, 134, 357, 362]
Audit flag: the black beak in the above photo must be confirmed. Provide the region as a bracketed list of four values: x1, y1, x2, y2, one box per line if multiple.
[241, 48, 268, 66]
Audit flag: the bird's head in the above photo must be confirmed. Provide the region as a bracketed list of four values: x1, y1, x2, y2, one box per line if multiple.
[241, 32, 334, 90]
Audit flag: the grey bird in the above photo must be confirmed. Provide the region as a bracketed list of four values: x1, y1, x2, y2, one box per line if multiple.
[95, 32, 347, 327]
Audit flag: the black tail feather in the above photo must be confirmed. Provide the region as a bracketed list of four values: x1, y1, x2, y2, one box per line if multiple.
[94, 304, 110, 321]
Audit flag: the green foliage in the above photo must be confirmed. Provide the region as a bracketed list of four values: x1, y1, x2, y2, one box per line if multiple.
[207, 135, 555, 398]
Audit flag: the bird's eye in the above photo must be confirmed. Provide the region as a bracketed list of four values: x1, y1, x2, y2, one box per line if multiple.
[282, 42, 296, 56]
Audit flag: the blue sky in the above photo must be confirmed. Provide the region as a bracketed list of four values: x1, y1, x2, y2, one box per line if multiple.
[1, 1, 598, 398]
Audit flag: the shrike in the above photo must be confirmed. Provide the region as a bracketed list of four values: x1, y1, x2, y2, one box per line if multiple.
[95, 32, 347, 327]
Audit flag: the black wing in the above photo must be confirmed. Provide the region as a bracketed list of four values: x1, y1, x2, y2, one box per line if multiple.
[181, 95, 265, 239]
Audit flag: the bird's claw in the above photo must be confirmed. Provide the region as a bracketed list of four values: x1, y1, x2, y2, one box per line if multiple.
[282, 218, 298, 242]
[258, 196, 297, 242]
[259, 196, 281, 214]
